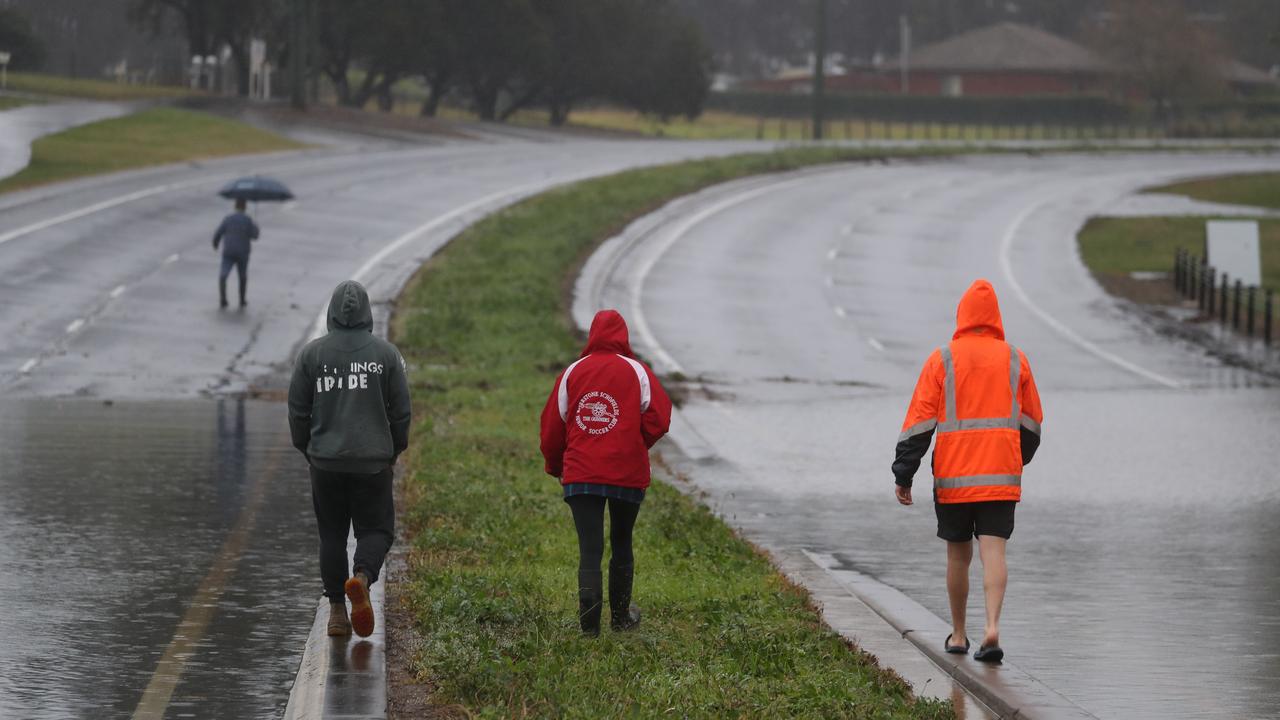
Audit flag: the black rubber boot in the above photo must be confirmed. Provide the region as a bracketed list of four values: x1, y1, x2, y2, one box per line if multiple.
[218, 277, 228, 308]
[578, 569, 602, 637]
[238, 273, 248, 307]
[609, 562, 641, 631]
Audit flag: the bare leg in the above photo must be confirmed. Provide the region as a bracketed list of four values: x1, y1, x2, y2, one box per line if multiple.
[946, 540, 973, 647]
[977, 535, 1008, 647]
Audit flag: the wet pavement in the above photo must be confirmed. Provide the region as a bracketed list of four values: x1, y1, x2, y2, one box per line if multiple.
[0, 136, 786, 718]
[583, 153, 1280, 719]
[0, 398, 315, 719]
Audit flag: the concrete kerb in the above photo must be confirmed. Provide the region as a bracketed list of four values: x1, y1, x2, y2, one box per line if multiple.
[284, 533, 389, 720]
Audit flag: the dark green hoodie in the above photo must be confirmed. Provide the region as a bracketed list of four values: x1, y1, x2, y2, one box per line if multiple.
[288, 281, 412, 474]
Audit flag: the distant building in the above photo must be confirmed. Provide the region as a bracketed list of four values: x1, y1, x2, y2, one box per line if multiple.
[744, 21, 1276, 99]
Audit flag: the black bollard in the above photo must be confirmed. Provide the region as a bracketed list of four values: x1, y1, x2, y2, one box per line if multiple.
[1189, 255, 1199, 300]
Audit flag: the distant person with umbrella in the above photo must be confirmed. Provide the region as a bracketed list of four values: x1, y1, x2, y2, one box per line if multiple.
[213, 176, 293, 309]
[212, 198, 259, 308]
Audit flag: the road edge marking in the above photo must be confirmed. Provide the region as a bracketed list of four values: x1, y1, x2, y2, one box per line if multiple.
[998, 199, 1184, 389]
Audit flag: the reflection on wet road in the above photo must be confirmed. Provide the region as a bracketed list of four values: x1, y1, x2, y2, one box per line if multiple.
[591, 154, 1280, 718]
[0, 399, 314, 719]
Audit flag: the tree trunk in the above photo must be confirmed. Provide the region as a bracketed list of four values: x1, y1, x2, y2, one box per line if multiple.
[419, 70, 452, 117]
[474, 84, 499, 121]
[498, 84, 543, 122]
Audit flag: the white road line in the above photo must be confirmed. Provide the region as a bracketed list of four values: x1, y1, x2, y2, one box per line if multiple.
[110, 285, 127, 298]
[868, 337, 886, 352]
[163, 253, 180, 264]
[0, 178, 209, 247]
[998, 199, 1183, 389]
[840, 224, 853, 236]
[65, 319, 85, 334]
[309, 182, 546, 340]
[833, 306, 847, 318]
[19, 358, 37, 374]
[827, 247, 839, 260]
[630, 176, 812, 375]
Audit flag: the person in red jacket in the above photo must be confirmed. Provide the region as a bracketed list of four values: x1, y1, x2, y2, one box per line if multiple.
[540, 309, 672, 637]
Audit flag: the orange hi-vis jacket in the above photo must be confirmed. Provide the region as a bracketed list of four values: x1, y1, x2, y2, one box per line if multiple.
[892, 280, 1043, 503]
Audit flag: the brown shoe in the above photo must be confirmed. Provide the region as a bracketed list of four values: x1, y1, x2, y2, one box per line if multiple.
[345, 572, 374, 638]
[327, 601, 351, 637]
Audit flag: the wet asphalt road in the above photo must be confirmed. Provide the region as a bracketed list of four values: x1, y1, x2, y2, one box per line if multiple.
[0, 100, 135, 181]
[589, 153, 1280, 719]
[0, 136, 772, 718]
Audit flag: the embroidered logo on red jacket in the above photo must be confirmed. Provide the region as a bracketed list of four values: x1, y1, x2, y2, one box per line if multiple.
[575, 391, 619, 435]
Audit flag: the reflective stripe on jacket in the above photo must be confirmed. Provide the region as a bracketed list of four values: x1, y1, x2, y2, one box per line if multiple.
[892, 279, 1043, 503]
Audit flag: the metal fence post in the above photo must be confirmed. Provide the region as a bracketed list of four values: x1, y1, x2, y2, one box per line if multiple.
[1233, 279, 1242, 330]
[1220, 272, 1229, 324]
[1174, 249, 1183, 294]
[1189, 254, 1198, 300]
[1200, 260, 1209, 311]
[1247, 286, 1256, 337]
[1267, 289, 1274, 346]
[1206, 265, 1215, 314]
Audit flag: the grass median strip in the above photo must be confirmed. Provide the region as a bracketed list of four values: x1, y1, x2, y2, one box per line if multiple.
[1150, 171, 1280, 211]
[390, 147, 960, 718]
[0, 107, 305, 194]
[6, 71, 193, 101]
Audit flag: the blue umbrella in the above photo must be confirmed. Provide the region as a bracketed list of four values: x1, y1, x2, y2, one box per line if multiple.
[218, 176, 294, 202]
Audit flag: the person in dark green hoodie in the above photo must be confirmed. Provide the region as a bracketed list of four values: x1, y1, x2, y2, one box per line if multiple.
[288, 280, 412, 638]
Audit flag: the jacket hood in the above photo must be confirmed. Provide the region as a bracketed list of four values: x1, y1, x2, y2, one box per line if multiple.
[327, 280, 374, 333]
[953, 279, 1005, 341]
[581, 309, 635, 358]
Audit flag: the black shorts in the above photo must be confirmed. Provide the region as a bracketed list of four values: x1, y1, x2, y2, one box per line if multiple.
[934, 500, 1016, 542]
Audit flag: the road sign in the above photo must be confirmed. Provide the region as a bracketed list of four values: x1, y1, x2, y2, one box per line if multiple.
[1207, 220, 1262, 286]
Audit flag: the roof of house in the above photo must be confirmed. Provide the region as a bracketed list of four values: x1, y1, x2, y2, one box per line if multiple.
[892, 21, 1108, 73]
[1219, 59, 1275, 86]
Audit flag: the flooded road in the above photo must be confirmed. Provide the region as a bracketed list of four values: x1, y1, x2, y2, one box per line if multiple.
[586, 153, 1280, 718]
[0, 399, 315, 719]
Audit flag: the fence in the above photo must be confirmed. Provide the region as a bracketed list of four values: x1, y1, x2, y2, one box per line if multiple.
[1174, 248, 1274, 346]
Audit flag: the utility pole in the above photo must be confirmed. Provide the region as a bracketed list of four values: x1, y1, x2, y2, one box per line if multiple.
[290, 0, 307, 110]
[899, 15, 911, 95]
[812, 0, 827, 140]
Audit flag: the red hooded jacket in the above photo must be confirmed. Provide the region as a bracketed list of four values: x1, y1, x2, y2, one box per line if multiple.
[540, 310, 672, 489]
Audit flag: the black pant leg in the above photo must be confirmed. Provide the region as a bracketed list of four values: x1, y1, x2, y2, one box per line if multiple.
[606, 498, 640, 569]
[349, 468, 395, 586]
[567, 495, 606, 574]
[236, 256, 248, 302]
[310, 467, 351, 600]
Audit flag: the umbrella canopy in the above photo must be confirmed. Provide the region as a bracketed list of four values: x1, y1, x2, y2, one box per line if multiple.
[218, 176, 294, 202]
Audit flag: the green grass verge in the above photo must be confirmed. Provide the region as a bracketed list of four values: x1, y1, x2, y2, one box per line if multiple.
[6, 71, 192, 100]
[1149, 172, 1280, 211]
[1078, 216, 1280, 292]
[0, 96, 29, 111]
[0, 107, 305, 194]
[390, 146, 959, 719]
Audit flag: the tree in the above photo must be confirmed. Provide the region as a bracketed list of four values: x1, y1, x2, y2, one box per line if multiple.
[0, 6, 47, 70]
[444, 0, 550, 121]
[130, 0, 274, 95]
[608, 1, 712, 121]
[1089, 0, 1228, 116]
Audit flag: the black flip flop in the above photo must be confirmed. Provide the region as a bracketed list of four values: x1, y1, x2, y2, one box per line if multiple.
[944, 633, 970, 655]
[973, 644, 1004, 663]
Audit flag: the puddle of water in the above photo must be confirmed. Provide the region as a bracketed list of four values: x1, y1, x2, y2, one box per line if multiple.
[0, 398, 317, 719]
[677, 385, 1280, 719]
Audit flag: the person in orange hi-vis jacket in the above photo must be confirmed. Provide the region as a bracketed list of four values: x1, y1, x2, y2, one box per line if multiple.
[892, 279, 1043, 664]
